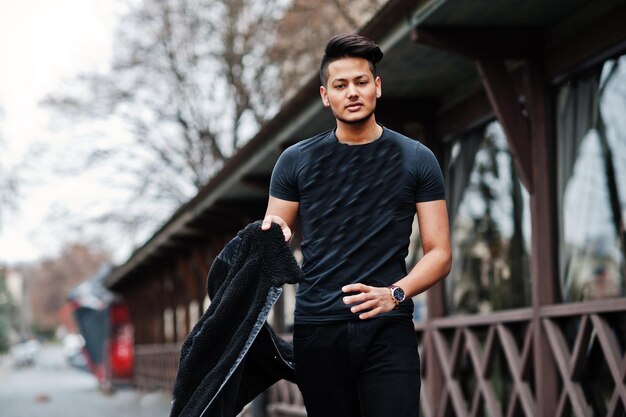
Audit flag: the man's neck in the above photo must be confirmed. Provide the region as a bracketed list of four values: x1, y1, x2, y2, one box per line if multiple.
[335, 118, 383, 145]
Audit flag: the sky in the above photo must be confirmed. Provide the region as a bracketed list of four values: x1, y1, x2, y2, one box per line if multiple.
[0, 0, 123, 264]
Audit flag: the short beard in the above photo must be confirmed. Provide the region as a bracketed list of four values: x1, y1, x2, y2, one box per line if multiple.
[332, 107, 376, 125]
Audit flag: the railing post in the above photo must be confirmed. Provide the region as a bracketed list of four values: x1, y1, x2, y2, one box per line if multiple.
[525, 60, 559, 417]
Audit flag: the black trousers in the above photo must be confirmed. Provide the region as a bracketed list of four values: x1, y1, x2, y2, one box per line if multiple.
[293, 316, 421, 417]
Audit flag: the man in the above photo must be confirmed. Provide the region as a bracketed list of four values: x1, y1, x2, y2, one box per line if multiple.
[261, 34, 451, 417]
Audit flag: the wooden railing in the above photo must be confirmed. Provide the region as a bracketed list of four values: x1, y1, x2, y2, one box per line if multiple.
[415, 298, 626, 417]
[267, 380, 306, 417]
[133, 343, 180, 391]
[132, 299, 626, 417]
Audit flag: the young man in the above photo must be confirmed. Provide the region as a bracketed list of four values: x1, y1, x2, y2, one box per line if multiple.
[262, 34, 451, 417]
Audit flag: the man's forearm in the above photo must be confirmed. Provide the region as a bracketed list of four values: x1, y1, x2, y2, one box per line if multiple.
[394, 248, 451, 298]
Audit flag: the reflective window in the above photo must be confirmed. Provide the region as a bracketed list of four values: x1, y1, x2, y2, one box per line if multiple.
[557, 56, 626, 302]
[445, 121, 532, 314]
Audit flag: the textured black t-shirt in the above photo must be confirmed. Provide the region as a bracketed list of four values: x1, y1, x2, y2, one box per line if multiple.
[270, 126, 445, 324]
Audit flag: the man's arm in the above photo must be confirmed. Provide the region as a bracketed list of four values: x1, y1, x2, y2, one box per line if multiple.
[261, 196, 299, 241]
[342, 200, 452, 319]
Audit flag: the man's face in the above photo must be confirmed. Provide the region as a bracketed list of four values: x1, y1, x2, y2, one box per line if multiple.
[320, 57, 381, 125]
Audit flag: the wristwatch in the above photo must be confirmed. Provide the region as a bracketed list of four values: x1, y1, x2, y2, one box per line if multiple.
[389, 285, 406, 305]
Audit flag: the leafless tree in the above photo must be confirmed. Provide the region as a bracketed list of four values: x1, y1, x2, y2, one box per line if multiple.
[41, 0, 387, 254]
[27, 243, 111, 334]
[271, 0, 388, 100]
[43, 0, 288, 246]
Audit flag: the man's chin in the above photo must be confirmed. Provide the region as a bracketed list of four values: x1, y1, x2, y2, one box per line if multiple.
[334, 110, 375, 125]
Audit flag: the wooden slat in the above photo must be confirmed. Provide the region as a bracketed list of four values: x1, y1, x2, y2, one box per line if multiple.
[464, 329, 502, 417]
[424, 328, 445, 417]
[482, 326, 497, 378]
[505, 390, 519, 417]
[450, 329, 464, 378]
[430, 308, 533, 328]
[436, 389, 453, 417]
[568, 315, 592, 381]
[542, 319, 591, 417]
[469, 387, 482, 417]
[590, 314, 624, 379]
[541, 298, 626, 318]
[496, 325, 537, 417]
[519, 325, 533, 382]
[420, 378, 433, 417]
[606, 388, 624, 417]
[432, 330, 469, 417]
[555, 390, 570, 417]
[590, 315, 626, 408]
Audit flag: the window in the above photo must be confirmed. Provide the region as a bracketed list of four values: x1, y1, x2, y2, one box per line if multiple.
[445, 121, 532, 314]
[557, 56, 626, 302]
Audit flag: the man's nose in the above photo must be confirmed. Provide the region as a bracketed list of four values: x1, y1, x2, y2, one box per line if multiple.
[347, 84, 358, 98]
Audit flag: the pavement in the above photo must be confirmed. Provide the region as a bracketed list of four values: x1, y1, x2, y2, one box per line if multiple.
[0, 343, 172, 417]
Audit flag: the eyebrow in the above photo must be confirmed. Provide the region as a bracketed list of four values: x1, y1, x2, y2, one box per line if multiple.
[331, 73, 370, 83]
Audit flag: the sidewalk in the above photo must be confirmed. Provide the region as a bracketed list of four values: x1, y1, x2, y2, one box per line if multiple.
[0, 344, 172, 417]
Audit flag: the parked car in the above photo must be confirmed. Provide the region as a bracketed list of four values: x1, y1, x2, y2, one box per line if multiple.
[11, 339, 41, 367]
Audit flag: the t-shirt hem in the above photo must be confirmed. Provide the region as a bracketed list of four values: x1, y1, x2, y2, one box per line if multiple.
[415, 193, 446, 203]
[269, 190, 299, 202]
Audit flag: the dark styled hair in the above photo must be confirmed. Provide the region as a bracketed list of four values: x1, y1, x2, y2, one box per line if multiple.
[319, 34, 384, 86]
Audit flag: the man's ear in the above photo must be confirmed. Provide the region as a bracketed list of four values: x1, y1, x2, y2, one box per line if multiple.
[375, 76, 382, 98]
[320, 86, 330, 107]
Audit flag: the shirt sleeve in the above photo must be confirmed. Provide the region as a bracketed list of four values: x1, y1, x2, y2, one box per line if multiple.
[269, 144, 300, 202]
[414, 143, 446, 203]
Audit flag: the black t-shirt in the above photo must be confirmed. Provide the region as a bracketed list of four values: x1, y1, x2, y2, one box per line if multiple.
[270, 126, 445, 324]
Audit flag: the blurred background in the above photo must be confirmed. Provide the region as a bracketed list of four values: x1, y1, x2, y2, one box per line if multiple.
[0, 0, 384, 415]
[2, 0, 626, 416]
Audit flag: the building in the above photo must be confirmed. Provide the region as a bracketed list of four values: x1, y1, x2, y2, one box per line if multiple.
[105, 1, 626, 416]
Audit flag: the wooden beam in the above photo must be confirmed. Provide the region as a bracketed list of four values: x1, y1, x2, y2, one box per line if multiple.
[475, 60, 533, 192]
[412, 27, 543, 61]
[545, 4, 626, 81]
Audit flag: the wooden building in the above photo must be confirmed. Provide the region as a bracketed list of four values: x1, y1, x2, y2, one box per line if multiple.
[105, 0, 626, 416]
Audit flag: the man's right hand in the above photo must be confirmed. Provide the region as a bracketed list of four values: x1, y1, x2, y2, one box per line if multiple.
[261, 215, 292, 242]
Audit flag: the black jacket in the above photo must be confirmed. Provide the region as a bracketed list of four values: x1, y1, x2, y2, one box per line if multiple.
[170, 221, 304, 417]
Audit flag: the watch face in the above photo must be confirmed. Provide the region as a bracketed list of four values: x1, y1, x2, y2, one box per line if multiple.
[393, 287, 405, 303]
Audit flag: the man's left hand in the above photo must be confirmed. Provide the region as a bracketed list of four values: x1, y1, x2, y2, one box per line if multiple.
[342, 283, 397, 320]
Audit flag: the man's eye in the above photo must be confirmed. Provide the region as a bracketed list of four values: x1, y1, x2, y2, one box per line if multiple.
[335, 85, 345, 89]
[358, 81, 368, 85]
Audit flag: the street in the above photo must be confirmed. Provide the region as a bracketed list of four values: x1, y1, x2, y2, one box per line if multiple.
[0, 344, 172, 417]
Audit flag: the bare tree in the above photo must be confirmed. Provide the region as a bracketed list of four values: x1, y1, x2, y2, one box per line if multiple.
[41, 0, 387, 254]
[43, 0, 288, 247]
[26, 243, 111, 335]
[271, 0, 388, 100]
